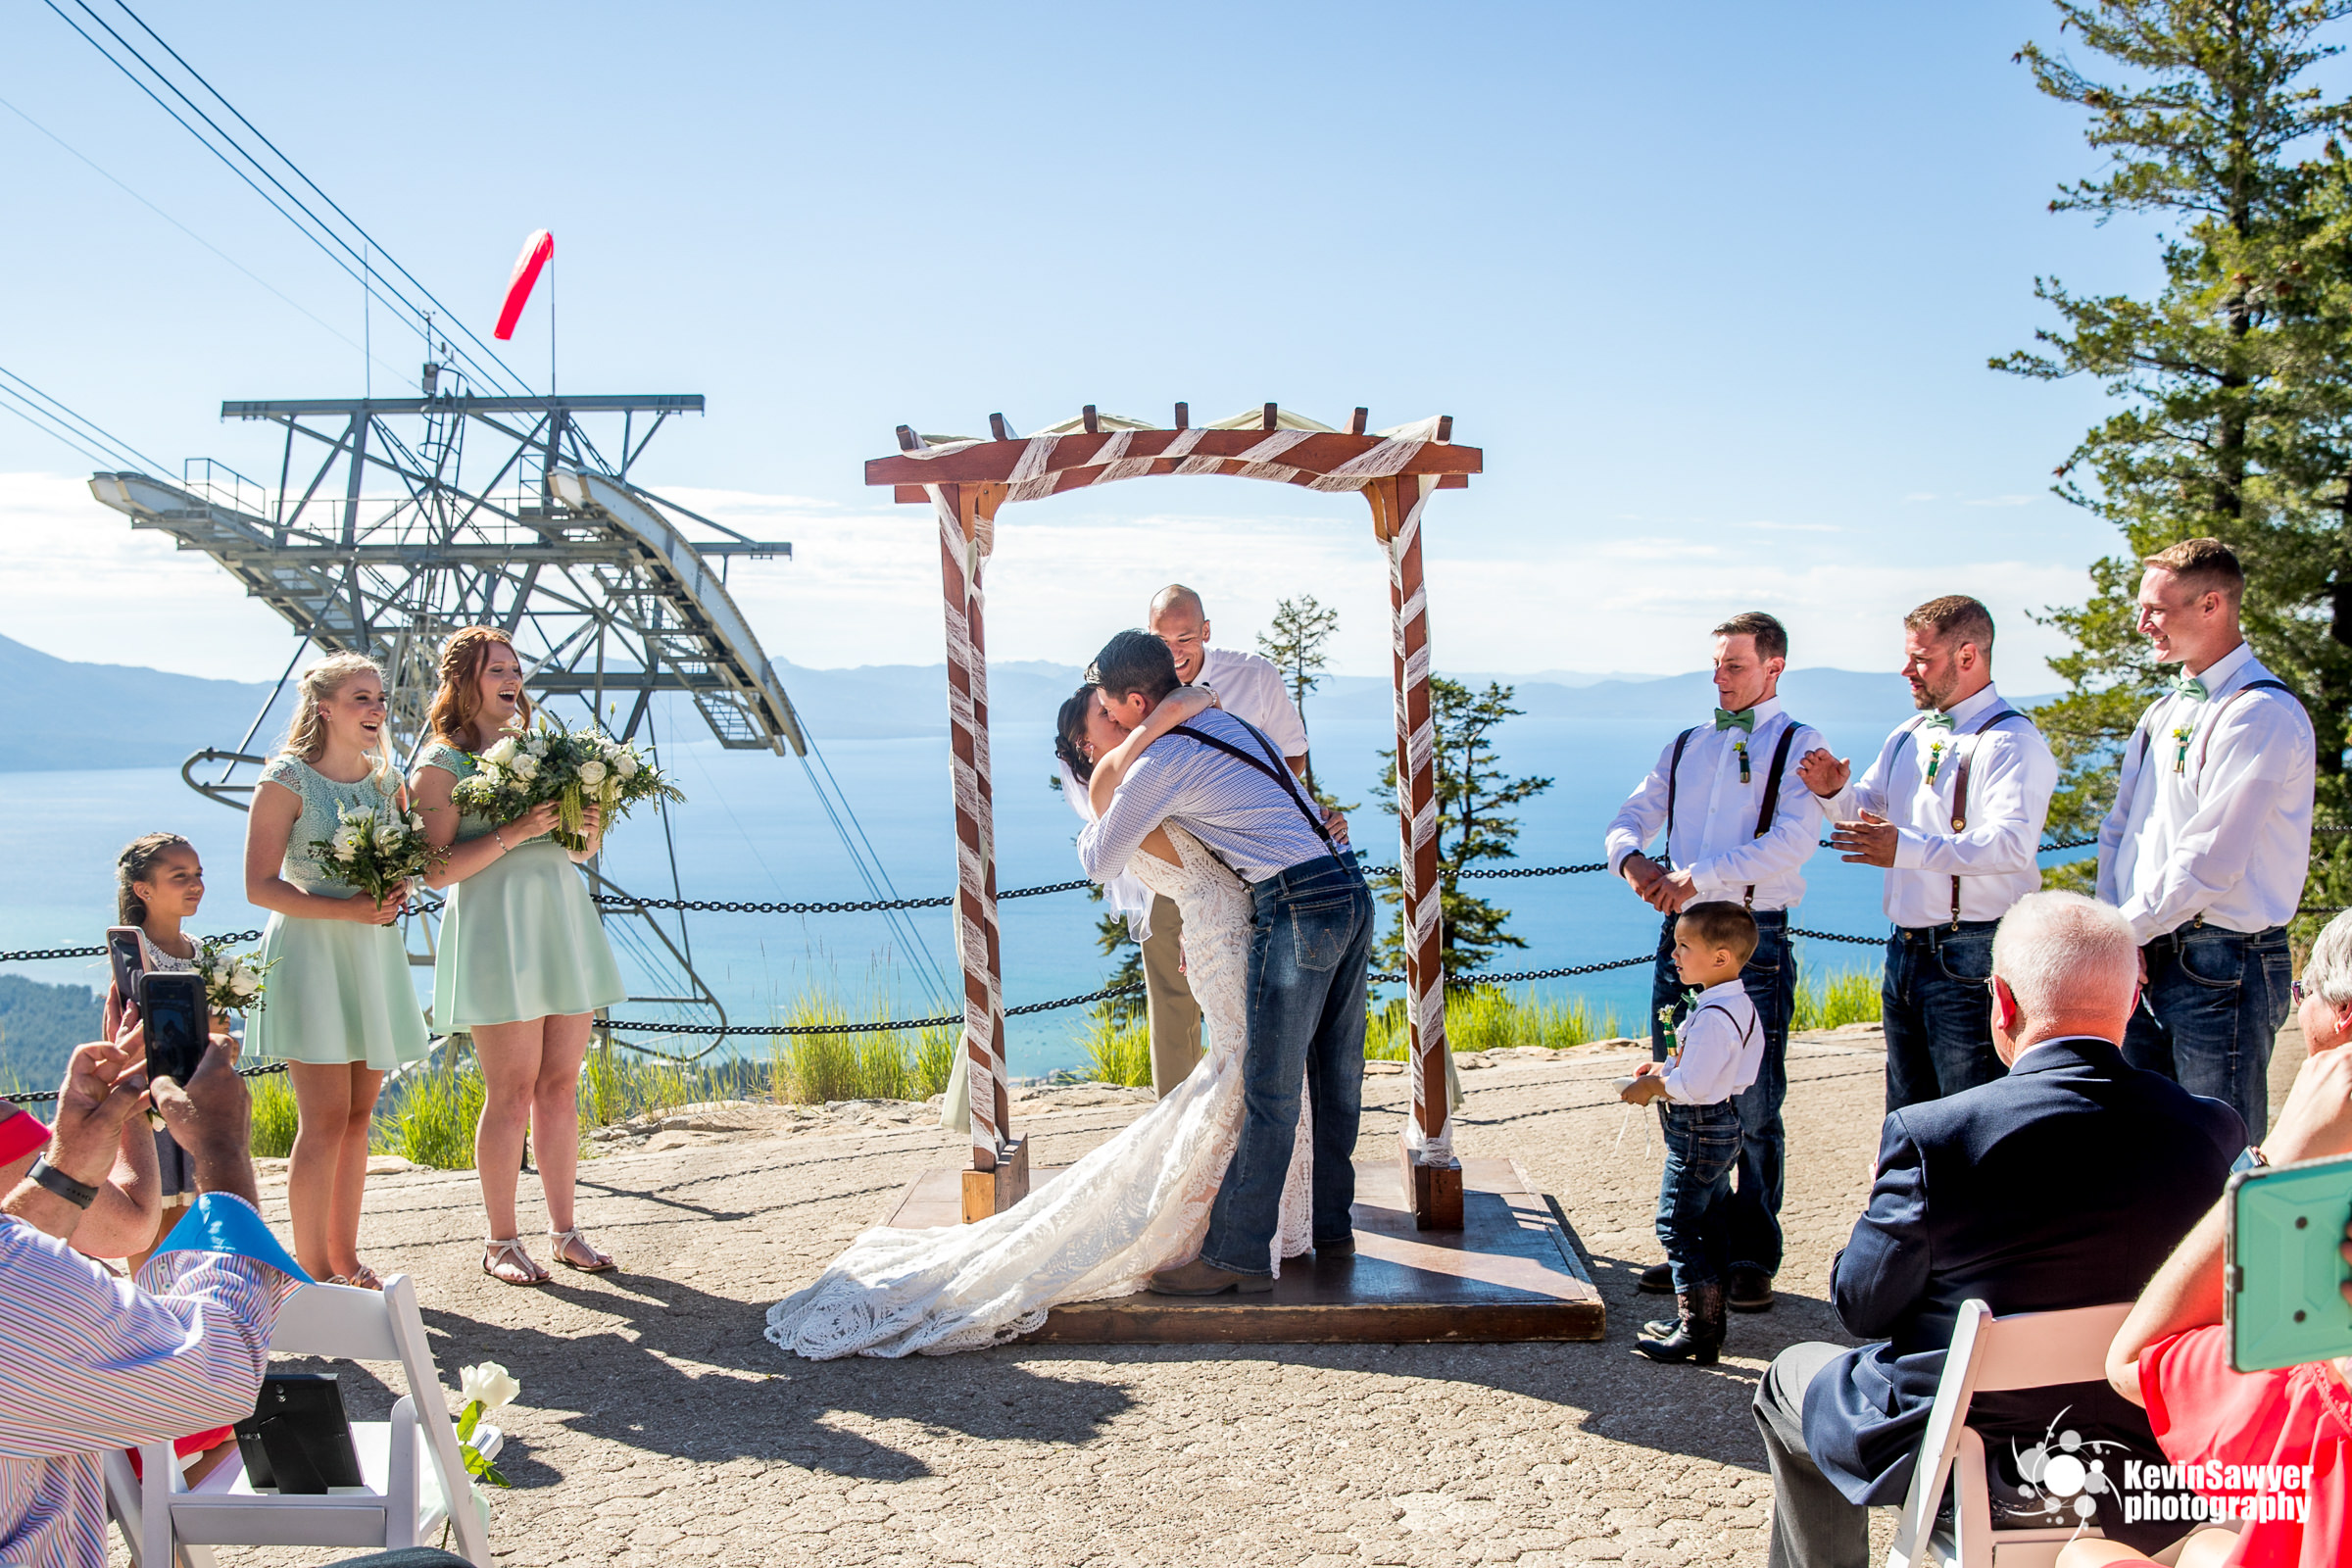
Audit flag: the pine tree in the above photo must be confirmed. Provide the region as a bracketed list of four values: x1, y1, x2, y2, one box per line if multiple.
[1255, 594, 1354, 813]
[1372, 678, 1554, 974]
[2001, 0, 2352, 905]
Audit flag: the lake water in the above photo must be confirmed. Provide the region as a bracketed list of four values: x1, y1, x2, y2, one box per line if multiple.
[0, 707, 2092, 1076]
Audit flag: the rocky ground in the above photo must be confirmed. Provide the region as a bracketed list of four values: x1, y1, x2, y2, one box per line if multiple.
[167, 1022, 2303, 1568]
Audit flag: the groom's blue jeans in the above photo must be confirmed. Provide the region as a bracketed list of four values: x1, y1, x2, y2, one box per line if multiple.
[1199, 855, 1374, 1276]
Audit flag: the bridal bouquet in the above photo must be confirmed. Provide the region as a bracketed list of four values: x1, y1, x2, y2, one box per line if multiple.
[451, 718, 683, 853]
[311, 797, 442, 906]
[193, 940, 275, 1016]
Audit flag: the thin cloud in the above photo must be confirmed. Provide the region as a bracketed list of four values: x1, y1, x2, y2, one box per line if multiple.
[1964, 494, 2037, 508]
[1740, 520, 1839, 533]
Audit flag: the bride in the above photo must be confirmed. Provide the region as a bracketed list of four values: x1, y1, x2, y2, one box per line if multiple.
[763, 683, 1312, 1358]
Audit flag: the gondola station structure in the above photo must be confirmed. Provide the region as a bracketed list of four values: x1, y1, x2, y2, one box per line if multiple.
[864, 404, 1604, 1344]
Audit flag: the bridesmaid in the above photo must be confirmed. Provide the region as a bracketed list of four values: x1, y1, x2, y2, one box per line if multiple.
[413, 626, 625, 1286]
[243, 654, 429, 1287]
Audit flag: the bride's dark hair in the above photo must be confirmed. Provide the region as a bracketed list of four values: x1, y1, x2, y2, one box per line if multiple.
[1054, 686, 1098, 782]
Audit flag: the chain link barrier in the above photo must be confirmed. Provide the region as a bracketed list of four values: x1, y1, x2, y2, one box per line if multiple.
[0, 930, 265, 965]
[3, 1059, 286, 1106]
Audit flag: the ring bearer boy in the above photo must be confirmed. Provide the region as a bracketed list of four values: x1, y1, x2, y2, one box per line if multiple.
[1620, 901, 1767, 1365]
[1605, 611, 1823, 1315]
[1796, 596, 2058, 1113]
[2096, 538, 2314, 1138]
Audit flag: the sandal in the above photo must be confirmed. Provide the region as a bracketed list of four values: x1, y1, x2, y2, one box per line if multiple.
[482, 1237, 549, 1287]
[548, 1226, 615, 1273]
[347, 1262, 384, 1292]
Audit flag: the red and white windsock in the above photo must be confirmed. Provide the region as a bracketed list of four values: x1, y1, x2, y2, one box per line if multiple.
[493, 230, 554, 341]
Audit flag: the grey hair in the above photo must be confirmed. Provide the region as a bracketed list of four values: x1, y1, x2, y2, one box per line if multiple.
[2303, 910, 2352, 1007]
[1990, 891, 2138, 1026]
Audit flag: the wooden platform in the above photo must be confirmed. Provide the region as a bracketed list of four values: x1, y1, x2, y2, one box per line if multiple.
[880, 1155, 1605, 1344]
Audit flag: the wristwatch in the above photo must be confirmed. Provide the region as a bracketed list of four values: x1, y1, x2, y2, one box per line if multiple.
[2230, 1145, 2269, 1176]
[26, 1156, 97, 1209]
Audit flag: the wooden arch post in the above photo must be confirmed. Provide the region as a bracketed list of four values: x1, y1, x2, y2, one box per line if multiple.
[926, 468, 1028, 1220]
[1365, 471, 1463, 1228]
[871, 409, 1480, 1227]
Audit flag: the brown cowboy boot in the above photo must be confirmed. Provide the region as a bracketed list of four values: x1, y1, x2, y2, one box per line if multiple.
[1632, 1280, 1726, 1364]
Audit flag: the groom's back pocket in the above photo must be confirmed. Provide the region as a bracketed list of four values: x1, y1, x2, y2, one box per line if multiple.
[1289, 897, 1359, 973]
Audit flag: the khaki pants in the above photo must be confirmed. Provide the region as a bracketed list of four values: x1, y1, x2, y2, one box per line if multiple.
[1141, 892, 1205, 1096]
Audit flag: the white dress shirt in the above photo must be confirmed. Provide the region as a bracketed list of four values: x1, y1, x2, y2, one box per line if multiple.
[1662, 979, 1764, 1104]
[1057, 758, 1154, 941]
[1198, 646, 1310, 760]
[1603, 699, 1825, 911]
[2097, 642, 2315, 944]
[1078, 708, 1330, 885]
[1817, 682, 2059, 929]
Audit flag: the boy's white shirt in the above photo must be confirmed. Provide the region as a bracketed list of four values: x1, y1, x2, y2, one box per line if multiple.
[1661, 978, 1763, 1105]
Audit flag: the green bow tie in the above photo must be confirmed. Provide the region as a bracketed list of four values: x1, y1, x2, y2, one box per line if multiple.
[1713, 708, 1755, 734]
[1922, 711, 1956, 731]
[2172, 673, 2209, 702]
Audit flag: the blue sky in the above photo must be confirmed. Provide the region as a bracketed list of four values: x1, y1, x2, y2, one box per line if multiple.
[0, 2, 2201, 683]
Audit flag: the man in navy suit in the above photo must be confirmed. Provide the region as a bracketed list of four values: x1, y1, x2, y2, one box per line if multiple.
[1751, 891, 2243, 1567]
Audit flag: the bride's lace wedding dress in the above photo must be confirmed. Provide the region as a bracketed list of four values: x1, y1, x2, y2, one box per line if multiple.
[764, 825, 1312, 1358]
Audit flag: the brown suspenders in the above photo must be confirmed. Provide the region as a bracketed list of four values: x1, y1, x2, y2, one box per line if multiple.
[1944, 707, 2027, 927]
[2131, 678, 2297, 772]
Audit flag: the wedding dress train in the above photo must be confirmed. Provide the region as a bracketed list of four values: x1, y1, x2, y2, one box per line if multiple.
[764, 825, 1311, 1357]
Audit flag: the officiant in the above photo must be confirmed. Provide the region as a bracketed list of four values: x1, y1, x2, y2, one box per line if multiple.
[1603, 612, 1824, 1316]
[1141, 585, 1332, 1097]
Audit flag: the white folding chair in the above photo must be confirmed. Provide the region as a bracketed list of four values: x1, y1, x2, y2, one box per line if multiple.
[116, 1273, 496, 1568]
[1885, 1298, 2228, 1568]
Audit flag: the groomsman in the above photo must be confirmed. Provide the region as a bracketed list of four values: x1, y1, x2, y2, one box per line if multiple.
[2097, 537, 2314, 1138]
[1796, 596, 2058, 1112]
[1606, 612, 1824, 1314]
[1142, 585, 1323, 1097]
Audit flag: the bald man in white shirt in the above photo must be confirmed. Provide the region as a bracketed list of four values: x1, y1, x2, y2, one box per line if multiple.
[1141, 585, 1327, 1097]
[2096, 537, 2315, 1138]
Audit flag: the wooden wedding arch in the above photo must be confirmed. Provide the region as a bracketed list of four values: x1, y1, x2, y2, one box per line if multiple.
[865, 403, 1483, 1229]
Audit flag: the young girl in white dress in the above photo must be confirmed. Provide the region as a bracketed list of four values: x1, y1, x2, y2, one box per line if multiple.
[243, 654, 430, 1287]
[102, 832, 220, 1276]
[765, 683, 1313, 1359]
[412, 626, 625, 1286]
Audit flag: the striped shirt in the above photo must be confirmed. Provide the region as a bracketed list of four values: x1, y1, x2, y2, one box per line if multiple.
[0, 1200, 295, 1568]
[1078, 707, 1329, 885]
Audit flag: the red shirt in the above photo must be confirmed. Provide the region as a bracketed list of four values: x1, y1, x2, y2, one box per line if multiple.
[2143, 1324, 2352, 1568]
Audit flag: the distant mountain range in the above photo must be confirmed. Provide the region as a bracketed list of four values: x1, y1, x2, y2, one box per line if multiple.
[0, 634, 275, 771]
[0, 633, 2051, 768]
[776, 657, 2053, 740]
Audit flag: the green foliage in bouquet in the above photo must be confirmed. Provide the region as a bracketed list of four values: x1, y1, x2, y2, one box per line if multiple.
[309, 797, 442, 906]
[450, 718, 684, 853]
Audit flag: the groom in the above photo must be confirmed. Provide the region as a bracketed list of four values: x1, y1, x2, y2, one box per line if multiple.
[1077, 630, 1374, 1293]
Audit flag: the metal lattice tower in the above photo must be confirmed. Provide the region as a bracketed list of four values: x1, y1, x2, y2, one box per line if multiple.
[86, 377, 802, 1033]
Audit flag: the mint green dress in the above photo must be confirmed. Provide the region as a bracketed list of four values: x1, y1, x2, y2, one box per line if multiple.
[244, 757, 431, 1069]
[419, 740, 626, 1028]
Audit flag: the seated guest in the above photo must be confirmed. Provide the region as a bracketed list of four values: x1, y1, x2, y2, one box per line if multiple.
[0, 1084, 160, 1262]
[1751, 891, 2242, 1568]
[2293, 907, 2352, 1057]
[0, 1031, 303, 1568]
[2075, 1044, 2352, 1568]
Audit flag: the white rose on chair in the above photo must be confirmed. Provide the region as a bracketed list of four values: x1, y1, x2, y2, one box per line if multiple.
[454, 1362, 518, 1488]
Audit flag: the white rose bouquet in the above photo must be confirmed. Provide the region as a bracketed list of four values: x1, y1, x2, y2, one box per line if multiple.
[308, 792, 444, 906]
[451, 717, 682, 853]
[192, 940, 276, 1015]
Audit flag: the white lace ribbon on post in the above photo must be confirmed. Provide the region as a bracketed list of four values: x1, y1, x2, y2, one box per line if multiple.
[928, 478, 1005, 1165]
[1387, 471, 1452, 1162]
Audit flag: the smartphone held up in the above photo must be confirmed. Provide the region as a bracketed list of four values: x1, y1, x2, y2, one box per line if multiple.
[2227, 1152, 2352, 1373]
